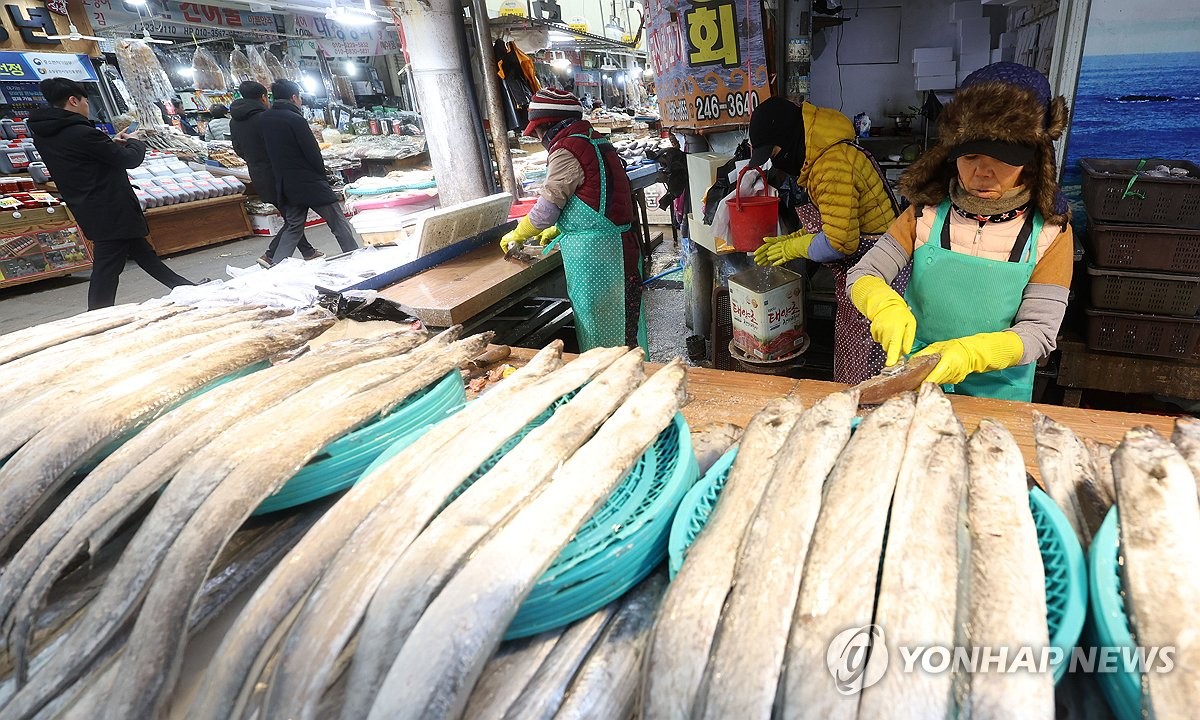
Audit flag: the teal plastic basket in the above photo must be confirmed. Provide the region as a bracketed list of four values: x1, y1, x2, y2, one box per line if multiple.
[1087, 509, 1141, 720]
[668, 457, 1086, 685]
[253, 370, 466, 515]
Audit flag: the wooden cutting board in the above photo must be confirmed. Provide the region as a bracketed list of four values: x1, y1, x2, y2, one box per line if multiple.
[378, 245, 562, 327]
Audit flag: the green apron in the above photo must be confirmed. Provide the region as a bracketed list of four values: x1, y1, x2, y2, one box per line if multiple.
[904, 198, 1043, 401]
[546, 134, 648, 354]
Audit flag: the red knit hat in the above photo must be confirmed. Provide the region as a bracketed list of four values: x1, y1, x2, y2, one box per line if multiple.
[523, 88, 585, 136]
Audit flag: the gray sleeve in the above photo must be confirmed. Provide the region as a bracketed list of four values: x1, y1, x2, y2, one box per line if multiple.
[527, 197, 562, 228]
[846, 234, 910, 288]
[1011, 283, 1070, 365]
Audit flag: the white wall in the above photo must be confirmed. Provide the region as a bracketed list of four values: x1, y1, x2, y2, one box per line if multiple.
[809, 0, 1005, 123]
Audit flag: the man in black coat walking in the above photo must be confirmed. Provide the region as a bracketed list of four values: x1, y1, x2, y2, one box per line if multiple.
[257, 79, 358, 264]
[29, 77, 194, 309]
[229, 80, 321, 267]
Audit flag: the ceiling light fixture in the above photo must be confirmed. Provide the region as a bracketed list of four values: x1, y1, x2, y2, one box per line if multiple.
[326, 0, 380, 26]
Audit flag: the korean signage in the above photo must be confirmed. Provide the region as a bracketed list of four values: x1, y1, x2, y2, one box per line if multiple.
[86, 0, 281, 41]
[645, 0, 769, 131]
[0, 0, 98, 55]
[290, 14, 400, 57]
[0, 50, 97, 81]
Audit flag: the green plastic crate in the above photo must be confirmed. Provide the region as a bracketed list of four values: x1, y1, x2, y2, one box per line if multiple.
[1087, 509, 1141, 720]
[668, 451, 1087, 684]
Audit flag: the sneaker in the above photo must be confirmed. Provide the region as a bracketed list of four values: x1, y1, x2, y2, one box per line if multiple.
[302, 250, 325, 261]
[257, 254, 273, 269]
[197, 277, 213, 285]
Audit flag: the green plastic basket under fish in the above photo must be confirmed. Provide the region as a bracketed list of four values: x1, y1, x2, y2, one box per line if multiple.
[668, 447, 1088, 685]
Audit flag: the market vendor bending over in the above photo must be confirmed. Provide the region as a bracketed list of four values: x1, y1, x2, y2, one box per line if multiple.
[848, 62, 1073, 402]
[499, 88, 647, 354]
[747, 97, 899, 384]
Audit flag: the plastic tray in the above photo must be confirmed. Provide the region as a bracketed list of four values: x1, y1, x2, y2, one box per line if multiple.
[668, 456, 1086, 684]
[1080, 158, 1200, 228]
[1087, 264, 1200, 316]
[253, 370, 466, 515]
[1084, 308, 1200, 361]
[1085, 221, 1200, 273]
[1088, 509, 1140, 720]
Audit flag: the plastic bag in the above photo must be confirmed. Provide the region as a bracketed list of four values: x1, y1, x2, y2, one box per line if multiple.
[230, 48, 252, 86]
[246, 46, 273, 89]
[709, 165, 774, 248]
[114, 40, 175, 127]
[317, 290, 418, 322]
[191, 48, 226, 91]
[263, 49, 288, 84]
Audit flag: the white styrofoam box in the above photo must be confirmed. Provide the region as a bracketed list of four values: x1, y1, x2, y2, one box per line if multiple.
[999, 31, 1016, 48]
[995, 45, 1016, 62]
[916, 60, 958, 77]
[641, 182, 673, 225]
[249, 209, 328, 236]
[688, 213, 718, 254]
[728, 266, 805, 361]
[917, 74, 958, 91]
[957, 17, 991, 50]
[959, 51, 992, 75]
[687, 152, 732, 218]
[950, 1, 982, 22]
[912, 46, 954, 64]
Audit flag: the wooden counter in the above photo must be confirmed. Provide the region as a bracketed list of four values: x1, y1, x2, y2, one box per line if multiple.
[145, 195, 253, 256]
[505, 348, 1179, 479]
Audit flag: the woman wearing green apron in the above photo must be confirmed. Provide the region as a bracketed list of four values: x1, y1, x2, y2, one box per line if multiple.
[500, 88, 647, 354]
[847, 62, 1075, 402]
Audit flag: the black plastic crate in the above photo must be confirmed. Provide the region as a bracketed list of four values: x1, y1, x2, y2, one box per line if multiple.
[1080, 158, 1200, 228]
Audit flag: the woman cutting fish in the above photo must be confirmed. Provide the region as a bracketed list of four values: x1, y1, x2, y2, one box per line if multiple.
[847, 62, 1074, 402]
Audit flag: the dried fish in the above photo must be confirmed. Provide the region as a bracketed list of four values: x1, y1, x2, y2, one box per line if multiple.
[340, 349, 644, 719]
[462, 632, 563, 720]
[1171, 417, 1200, 503]
[694, 391, 857, 720]
[690, 422, 743, 476]
[641, 399, 803, 720]
[367, 360, 688, 720]
[858, 384, 967, 720]
[1113, 427, 1200, 720]
[506, 605, 616, 720]
[780, 393, 916, 720]
[1085, 438, 1116, 512]
[964, 420, 1053, 720]
[188, 343, 569, 720]
[0, 303, 145, 366]
[1034, 412, 1103, 547]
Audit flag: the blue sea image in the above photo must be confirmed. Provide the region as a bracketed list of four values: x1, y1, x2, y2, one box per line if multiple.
[1063, 51, 1200, 188]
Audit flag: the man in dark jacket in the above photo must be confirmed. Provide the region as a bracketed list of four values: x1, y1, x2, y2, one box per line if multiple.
[257, 79, 358, 264]
[229, 80, 321, 266]
[29, 77, 194, 309]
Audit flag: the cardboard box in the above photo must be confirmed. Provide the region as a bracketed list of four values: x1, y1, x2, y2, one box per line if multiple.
[915, 60, 957, 77]
[686, 152, 731, 218]
[916, 74, 958, 91]
[950, 1, 982, 22]
[728, 266, 805, 361]
[912, 46, 954, 64]
[957, 18, 991, 51]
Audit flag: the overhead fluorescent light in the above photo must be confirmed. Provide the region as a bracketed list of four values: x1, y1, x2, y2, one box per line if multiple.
[326, 0, 379, 26]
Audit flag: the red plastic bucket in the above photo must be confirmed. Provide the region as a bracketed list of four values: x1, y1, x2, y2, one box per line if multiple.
[725, 166, 778, 252]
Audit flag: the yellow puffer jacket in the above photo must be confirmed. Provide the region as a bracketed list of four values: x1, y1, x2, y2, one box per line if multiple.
[797, 102, 896, 256]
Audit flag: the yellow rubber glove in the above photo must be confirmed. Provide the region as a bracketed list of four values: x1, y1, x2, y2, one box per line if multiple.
[537, 225, 560, 246]
[914, 331, 1025, 386]
[752, 231, 816, 266]
[500, 216, 540, 253]
[849, 276, 916, 367]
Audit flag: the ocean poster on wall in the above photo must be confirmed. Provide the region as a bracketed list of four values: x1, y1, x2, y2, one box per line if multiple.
[1062, 0, 1200, 225]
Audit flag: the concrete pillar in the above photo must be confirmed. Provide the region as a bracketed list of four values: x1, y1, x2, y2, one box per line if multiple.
[395, 0, 492, 206]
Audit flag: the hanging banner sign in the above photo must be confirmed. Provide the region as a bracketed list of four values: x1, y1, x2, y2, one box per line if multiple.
[0, 50, 97, 81]
[290, 15, 400, 57]
[645, 0, 769, 131]
[86, 1, 281, 41]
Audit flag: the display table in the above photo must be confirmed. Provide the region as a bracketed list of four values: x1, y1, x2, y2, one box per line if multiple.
[0, 206, 92, 289]
[145, 195, 253, 256]
[502, 347, 1178, 480]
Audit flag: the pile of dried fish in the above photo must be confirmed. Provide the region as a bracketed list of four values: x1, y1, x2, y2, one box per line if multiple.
[1041, 415, 1200, 719]
[644, 384, 1056, 720]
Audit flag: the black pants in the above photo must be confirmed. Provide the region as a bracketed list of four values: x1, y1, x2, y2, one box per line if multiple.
[88, 237, 192, 310]
[263, 204, 317, 258]
[270, 202, 358, 263]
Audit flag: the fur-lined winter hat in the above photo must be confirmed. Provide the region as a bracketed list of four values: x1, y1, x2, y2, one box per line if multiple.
[900, 62, 1069, 225]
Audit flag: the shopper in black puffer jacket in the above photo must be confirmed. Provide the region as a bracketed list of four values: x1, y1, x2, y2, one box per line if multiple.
[230, 81, 320, 266]
[29, 77, 194, 309]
